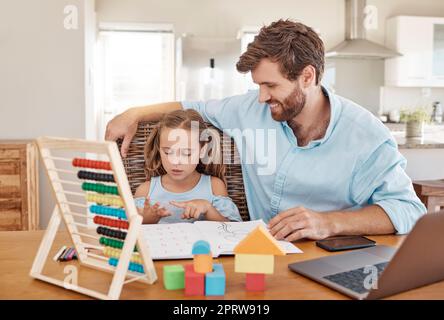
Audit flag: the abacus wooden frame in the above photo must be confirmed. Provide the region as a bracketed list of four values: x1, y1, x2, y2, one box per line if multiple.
[30, 136, 157, 300]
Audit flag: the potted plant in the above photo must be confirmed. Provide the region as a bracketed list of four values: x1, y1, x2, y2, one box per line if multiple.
[400, 107, 431, 138]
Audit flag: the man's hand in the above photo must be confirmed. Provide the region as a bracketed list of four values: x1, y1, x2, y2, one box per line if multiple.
[170, 199, 211, 220]
[104, 102, 182, 157]
[105, 110, 138, 158]
[268, 207, 334, 241]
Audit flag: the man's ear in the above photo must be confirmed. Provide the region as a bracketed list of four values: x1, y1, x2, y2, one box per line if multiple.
[299, 65, 316, 88]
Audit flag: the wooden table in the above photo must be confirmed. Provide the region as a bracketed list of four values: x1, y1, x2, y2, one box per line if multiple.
[1, 230, 444, 300]
[413, 180, 444, 212]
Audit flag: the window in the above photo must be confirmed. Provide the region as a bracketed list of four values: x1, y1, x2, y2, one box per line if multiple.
[95, 23, 175, 138]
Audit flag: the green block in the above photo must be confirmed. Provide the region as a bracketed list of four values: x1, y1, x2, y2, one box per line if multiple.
[163, 265, 185, 290]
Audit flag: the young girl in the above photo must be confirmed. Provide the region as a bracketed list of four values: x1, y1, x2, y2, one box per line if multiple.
[134, 109, 242, 224]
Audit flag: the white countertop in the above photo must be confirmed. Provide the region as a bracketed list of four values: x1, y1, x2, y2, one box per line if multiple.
[384, 123, 444, 149]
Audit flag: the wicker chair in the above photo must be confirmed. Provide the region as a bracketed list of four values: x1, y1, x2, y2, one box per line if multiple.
[118, 121, 250, 221]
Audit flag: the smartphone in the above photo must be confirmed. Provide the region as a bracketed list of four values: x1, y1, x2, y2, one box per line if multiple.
[316, 236, 376, 252]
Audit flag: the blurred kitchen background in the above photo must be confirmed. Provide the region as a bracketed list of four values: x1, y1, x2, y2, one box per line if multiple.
[1, 0, 444, 227]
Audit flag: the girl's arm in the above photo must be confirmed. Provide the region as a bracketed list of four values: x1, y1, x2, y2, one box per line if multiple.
[134, 181, 170, 224]
[170, 177, 233, 222]
[205, 177, 231, 221]
[170, 198, 230, 222]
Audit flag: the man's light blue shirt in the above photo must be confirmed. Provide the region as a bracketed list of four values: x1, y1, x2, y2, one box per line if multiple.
[182, 87, 426, 234]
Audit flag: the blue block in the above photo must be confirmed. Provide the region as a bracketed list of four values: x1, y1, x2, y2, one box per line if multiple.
[205, 264, 225, 296]
[192, 240, 211, 255]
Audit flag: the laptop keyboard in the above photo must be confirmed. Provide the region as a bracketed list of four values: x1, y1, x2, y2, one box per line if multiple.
[323, 262, 389, 294]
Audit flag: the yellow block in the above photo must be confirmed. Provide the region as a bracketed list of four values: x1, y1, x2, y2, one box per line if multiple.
[234, 225, 286, 256]
[235, 254, 274, 274]
[193, 253, 213, 273]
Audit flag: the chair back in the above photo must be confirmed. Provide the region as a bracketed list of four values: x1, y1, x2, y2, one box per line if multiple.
[118, 121, 250, 221]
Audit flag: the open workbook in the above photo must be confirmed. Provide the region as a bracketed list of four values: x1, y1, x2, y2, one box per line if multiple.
[141, 220, 303, 260]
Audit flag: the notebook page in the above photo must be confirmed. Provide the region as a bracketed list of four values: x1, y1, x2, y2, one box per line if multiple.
[140, 223, 219, 260]
[195, 220, 303, 254]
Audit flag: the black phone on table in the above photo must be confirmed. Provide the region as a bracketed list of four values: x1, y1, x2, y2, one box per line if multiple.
[315, 236, 376, 252]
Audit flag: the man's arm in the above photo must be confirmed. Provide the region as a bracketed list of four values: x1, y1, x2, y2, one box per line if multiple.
[269, 140, 426, 241]
[105, 92, 255, 157]
[105, 102, 182, 157]
[268, 205, 394, 241]
[328, 205, 395, 235]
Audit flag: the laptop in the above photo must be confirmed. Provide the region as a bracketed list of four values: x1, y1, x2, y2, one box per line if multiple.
[288, 210, 444, 300]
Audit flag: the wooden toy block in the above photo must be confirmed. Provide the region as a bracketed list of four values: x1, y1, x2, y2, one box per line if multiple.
[185, 264, 205, 296]
[205, 264, 225, 296]
[245, 273, 266, 291]
[234, 225, 286, 256]
[192, 240, 211, 255]
[235, 254, 274, 274]
[163, 265, 185, 290]
[194, 253, 213, 273]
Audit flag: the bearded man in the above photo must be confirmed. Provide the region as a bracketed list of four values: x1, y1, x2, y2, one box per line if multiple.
[105, 19, 426, 240]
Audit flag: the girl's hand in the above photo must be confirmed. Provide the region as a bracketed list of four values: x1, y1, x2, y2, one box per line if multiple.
[170, 199, 211, 220]
[143, 197, 171, 219]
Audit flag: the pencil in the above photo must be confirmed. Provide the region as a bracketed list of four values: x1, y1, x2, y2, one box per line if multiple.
[53, 246, 67, 262]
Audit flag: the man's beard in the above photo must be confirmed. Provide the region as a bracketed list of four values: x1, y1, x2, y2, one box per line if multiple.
[268, 85, 306, 122]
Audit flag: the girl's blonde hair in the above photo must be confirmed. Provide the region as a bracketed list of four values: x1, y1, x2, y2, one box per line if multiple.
[144, 109, 226, 184]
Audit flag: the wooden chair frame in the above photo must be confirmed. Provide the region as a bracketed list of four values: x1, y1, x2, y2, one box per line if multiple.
[119, 121, 250, 221]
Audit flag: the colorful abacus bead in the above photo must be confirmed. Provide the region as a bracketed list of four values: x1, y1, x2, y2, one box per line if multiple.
[99, 237, 122, 249]
[89, 205, 127, 219]
[93, 215, 129, 229]
[103, 247, 143, 264]
[108, 258, 144, 273]
[86, 194, 124, 207]
[82, 182, 119, 195]
[96, 226, 127, 240]
[72, 158, 112, 170]
[99, 237, 137, 251]
[78, 170, 115, 183]
[132, 255, 143, 264]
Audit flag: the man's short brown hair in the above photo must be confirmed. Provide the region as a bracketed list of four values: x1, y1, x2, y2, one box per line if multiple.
[236, 19, 325, 85]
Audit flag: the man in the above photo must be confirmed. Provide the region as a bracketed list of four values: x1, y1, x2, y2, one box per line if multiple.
[106, 19, 426, 241]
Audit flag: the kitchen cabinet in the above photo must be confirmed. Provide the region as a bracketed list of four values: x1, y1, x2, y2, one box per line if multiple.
[0, 141, 39, 230]
[432, 23, 444, 80]
[385, 16, 444, 87]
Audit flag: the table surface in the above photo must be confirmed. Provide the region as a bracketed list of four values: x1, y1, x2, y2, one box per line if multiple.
[1, 230, 444, 300]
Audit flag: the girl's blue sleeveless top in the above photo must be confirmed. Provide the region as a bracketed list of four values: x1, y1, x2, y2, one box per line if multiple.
[134, 174, 242, 223]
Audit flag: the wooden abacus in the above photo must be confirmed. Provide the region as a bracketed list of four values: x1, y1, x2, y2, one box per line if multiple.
[30, 137, 157, 300]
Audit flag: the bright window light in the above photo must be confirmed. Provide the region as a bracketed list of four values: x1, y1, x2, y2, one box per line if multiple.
[96, 24, 175, 138]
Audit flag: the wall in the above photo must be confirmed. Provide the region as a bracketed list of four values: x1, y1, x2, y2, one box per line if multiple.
[327, 0, 444, 112]
[96, 0, 444, 50]
[381, 87, 444, 114]
[0, 0, 86, 140]
[96, 0, 444, 111]
[96, 0, 346, 102]
[401, 149, 444, 180]
[372, 0, 444, 113]
[96, 0, 345, 50]
[0, 0, 95, 228]
[324, 58, 385, 114]
[366, 0, 444, 45]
